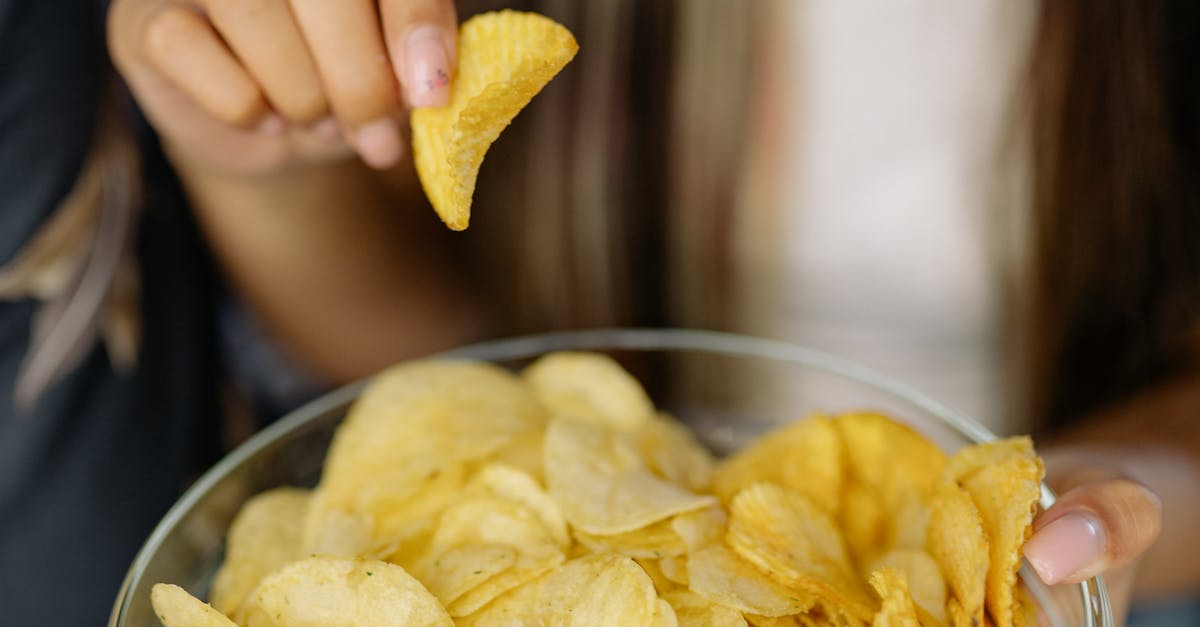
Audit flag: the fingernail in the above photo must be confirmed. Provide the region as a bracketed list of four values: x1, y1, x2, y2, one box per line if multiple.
[311, 116, 342, 142]
[355, 118, 403, 169]
[405, 26, 451, 108]
[256, 113, 287, 136]
[1024, 513, 1105, 585]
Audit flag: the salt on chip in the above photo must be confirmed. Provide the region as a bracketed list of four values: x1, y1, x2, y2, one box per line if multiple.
[151, 584, 237, 627]
[545, 417, 717, 534]
[458, 553, 659, 626]
[712, 415, 843, 514]
[867, 568, 921, 627]
[687, 544, 813, 617]
[412, 10, 578, 230]
[639, 412, 717, 491]
[240, 557, 452, 627]
[209, 488, 308, 617]
[927, 481, 988, 627]
[726, 483, 875, 622]
[523, 352, 655, 431]
[663, 589, 749, 627]
[957, 446, 1043, 627]
[867, 548, 947, 625]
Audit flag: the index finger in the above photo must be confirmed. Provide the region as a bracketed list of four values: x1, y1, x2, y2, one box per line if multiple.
[379, 0, 458, 108]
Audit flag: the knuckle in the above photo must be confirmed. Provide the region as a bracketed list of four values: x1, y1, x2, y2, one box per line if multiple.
[143, 7, 197, 58]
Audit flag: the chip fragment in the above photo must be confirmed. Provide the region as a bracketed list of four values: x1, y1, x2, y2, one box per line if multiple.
[412, 10, 579, 230]
[151, 584, 237, 627]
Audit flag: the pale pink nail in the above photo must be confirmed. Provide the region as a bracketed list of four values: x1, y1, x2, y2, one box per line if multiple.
[355, 118, 403, 169]
[405, 26, 451, 108]
[1024, 513, 1105, 585]
[256, 113, 287, 136]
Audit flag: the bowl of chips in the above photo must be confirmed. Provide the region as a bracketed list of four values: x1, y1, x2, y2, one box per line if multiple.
[110, 328, 1112, 627]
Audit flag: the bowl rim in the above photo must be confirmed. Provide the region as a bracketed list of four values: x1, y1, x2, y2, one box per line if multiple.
[109, 327, 1112, 627]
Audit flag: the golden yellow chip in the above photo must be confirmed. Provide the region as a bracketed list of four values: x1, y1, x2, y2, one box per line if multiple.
[151, 584, 237, 627]
[712, 415, 843, 515]
[664, 589, 749, 627]
[744, 615, 799, 627]
[927, 481, 988, 627]
[867, 549, 946, 625]
[672, 505, 728, 552]
[726, 483, 875, 622]
[410, 543, 517, 606]
[635, 557, 682, 594]
[240, 557, 452, 627]
[654, 598, 681, 627]
[575, 517, 688, 559]
[659, 554, 689, 587]
[942, 436, 1035, 483]
[687, 544, 813, 617]
[544, 418, 717, 534]
[465, 463, 569, 547]
[958, 448, 1043, 626]
[209, 488, 308, 618]
[458, 553, 659, 626]
[867, 568, 921, 627]
[412, 10, 578, 230]
[835, 412, 946, 504]
[839, 480, 886, 569]
[638, 413, 716, 491]
[523, 352, 655, 431]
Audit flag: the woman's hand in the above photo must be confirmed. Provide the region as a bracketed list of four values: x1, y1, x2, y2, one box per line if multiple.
[108, 0, 459, 175]
[1025, 452, 1164, 621]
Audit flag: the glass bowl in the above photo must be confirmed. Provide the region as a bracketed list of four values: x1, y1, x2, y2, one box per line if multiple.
[109, 328, 1112, 626]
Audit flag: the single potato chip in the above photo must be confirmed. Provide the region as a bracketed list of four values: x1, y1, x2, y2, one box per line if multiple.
[523, 352, 655, 431]
[465, 463, 569, 547]
[639, 413, 717, 491]
[240, 557, 452, 627]
[151, 584, 237, 627]
[712, 415, 843, 514]
[458, 553, 659, 626]
[942, 436, 1036, 484]
[412, 10, 578, 230]
[672, 506, 728, 552]
[835, 412, 946, 505]
[927, 481, 989, 627]
[687, 544, 813, 617]
[726, 483, 875, 622]
[409, 543, 516, 606]
[959, 449, 1043, 627]
[660, 554, 690, 586]
[868, 549, 947, 625]
[575, 517, 688, 559]
[209, 488, 308, 617]
[664, 589, 749, 627]
[654, 598, 681, 627]
[868, 568, 921, 627]
[545, 418, 717, 534]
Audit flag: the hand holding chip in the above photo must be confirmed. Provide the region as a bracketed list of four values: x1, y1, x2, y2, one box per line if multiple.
[108, 0, 460, 174]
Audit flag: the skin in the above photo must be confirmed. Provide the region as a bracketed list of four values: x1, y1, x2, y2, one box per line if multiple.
[106, 1, 1177, 620]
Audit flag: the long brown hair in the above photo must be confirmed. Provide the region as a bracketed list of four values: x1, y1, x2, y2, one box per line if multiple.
[1025, 1, 1200, 432]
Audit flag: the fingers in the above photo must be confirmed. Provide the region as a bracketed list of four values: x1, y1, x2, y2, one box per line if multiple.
[203, 0, 328, 124]
[144, 6, 270, 127]
[379, 0, 458, 108]
[1024, 475, 1162, 585]
[287, 0, 404, 168]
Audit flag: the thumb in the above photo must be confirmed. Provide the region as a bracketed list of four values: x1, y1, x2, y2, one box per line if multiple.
[1023, 469, 1162, 585]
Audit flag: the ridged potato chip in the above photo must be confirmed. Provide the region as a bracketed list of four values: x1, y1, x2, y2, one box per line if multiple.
[727, 483, 875, 622]
[867, 568, 921, 627]
[712, 415, 843, 514]
[545, 418, 717, 534]
[209, 488, 308, 618]
[523, 352, 655, 431]
[465, 463, 569, 547]
[240, 557, 452, 627]
[927, 481, 989, 627]
[412, 10, 578, 230]
[458, 553, 659, 626]
[575, 517, 688, 559]
[639, 413, 716, 491]
[664, 589, 749, 627]
[687, 544, 813, 617]
[867, 549, 947, 625]
[151, 584, 237, 627]
[672, 505, 728, 552]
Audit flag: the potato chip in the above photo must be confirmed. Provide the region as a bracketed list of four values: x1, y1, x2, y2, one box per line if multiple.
[664, 589, 749, 627]
[835, 412, 946, 505]
[307, 360, 545, 553]
[465, 463, 569, 547]
[726, 483, 875, 622]
[942, 436, 1035, 484]
[868, 549, 947, 625]
[839, 480, 886, 569]
[475, 429, 545, 482]
[745, 615, 798, 627]
[209, 488, 308, 617]
[545, 418, 717, 534]
[575, 517, 688, 559]
[151, 584, 237, 627]
[523, 352, 655, 431]
[411, 10, 577, 230]
[444, 550, 562, 617]
[300, 500, 374, 558]
[373, 464, 468, 562]
[636, 557, 682, 594]
[639, 413, 716, 491]
[654, 598, 681, 627]
[687, 544, 813, 617]
[660, 555, 690, 586]
[240, 557, 452, 627]
[927, 481, 988, 627]
[958, 450, 1043, 626]
[867, 568, 921, 627]
[672, 506, 728, 552]
[458, 553, 659, 626]
[409, 543, 517, 606]
[712, 415, 843, 514]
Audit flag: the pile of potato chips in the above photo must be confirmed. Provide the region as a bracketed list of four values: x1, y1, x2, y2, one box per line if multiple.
[151, 352, 1045, 627]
